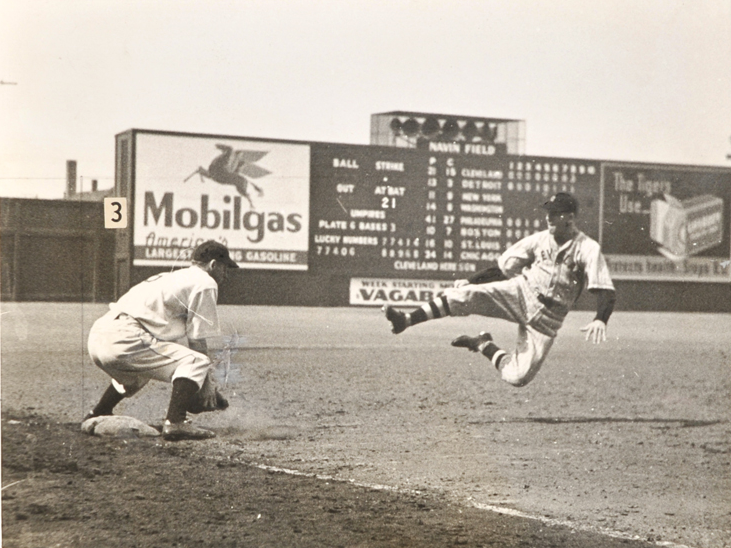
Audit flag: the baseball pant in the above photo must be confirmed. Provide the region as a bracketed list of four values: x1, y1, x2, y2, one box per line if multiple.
[443, 278, 556, 387]
[88, 311, 211, 396]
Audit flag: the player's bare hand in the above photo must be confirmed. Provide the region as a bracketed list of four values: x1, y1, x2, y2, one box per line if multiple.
[580, 320, 607, 344]
[454, 279, 470, 288]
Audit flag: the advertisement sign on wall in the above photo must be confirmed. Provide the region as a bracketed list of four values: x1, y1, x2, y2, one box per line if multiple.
[601, 163, 731, 282]
[133, 133, 310, 269]
[350, 277, 458, 306]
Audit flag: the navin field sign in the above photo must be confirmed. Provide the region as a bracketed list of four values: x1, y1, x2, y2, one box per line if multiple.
[133, 133, 310, 269]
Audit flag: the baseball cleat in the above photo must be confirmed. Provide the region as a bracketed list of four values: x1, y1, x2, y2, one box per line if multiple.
[383, 305, 407, 334]
[451, 331, 493, 352]
[162, 420, 215, 441]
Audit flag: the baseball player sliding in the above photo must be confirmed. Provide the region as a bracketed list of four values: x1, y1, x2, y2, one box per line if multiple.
[85, 241, 238, 441]
[384, 192, 616, 387]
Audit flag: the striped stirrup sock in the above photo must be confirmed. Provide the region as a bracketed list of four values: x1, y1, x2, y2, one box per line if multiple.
[481, 343, 507, 370]
[409, 295, 451, 326]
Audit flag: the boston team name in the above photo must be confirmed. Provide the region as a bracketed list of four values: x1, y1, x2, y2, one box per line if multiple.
[144, 191, 302, 243]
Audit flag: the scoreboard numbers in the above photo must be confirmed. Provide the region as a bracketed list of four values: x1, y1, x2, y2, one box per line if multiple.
[309, 142, 601, 278]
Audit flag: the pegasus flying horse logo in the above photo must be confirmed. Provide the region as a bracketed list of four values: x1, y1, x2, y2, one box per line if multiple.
[185, 144, 271, 209]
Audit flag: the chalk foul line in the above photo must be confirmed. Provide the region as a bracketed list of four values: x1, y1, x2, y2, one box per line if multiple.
[247, 461, 695, 548]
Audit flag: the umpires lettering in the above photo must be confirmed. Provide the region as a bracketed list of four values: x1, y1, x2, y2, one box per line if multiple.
[144, 192, 302, 243]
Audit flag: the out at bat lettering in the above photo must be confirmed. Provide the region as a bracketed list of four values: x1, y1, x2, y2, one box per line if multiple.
[374, 186, 406, 196]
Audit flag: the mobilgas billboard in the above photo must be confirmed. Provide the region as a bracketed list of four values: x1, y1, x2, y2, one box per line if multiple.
[133, 133, 310, 269]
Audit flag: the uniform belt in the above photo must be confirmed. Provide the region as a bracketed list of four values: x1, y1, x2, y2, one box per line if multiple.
[536, 293, 568, 314]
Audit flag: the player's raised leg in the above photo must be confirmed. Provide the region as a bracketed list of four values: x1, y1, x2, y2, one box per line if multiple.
[383, 279, 518, 335]
[383, 294, 452, 334]
[453, 324, 553, 387]
[451, 331, 508, 370]
[451, 331, 496, 353]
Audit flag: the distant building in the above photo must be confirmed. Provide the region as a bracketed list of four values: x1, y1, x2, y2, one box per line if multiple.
[71, 183, 115, 202]
[65, 177, 114, 202]
[63, 160, 114, 201]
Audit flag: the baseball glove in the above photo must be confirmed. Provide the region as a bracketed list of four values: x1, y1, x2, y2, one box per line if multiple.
[187, 372, 229, 414]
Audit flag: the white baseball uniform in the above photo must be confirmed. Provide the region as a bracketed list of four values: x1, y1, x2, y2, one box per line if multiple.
[445, 229, 614, 386]
[88, 265, 221, 395]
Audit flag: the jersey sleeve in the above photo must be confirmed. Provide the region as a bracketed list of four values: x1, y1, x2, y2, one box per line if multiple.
[467, 264, 508, 285]
[590, 288, 616, 324]
[498, 234, 538, 279]
[185, 287, 220, 340]
[582, 241, 615, 291]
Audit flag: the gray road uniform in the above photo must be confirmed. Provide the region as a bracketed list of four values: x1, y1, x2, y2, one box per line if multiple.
[444, 229, 615, 386]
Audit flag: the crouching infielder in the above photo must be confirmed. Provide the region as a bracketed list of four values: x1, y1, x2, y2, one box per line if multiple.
[86, 240, 238, 440]
[384, 192, 616, 387]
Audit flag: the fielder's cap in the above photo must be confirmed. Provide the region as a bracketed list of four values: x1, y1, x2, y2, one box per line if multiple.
[192, 240, 239, 268]
[543, 192, 578, 215]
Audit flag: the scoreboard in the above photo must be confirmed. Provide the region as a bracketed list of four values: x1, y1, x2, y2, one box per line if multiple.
[309, 142, 601, 278]
[120, 128, 730, 286]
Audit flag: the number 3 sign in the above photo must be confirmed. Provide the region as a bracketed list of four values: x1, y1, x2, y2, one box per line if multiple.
[104, 197, 128, 228]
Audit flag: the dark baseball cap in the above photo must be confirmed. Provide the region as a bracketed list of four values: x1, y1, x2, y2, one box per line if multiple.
[192, 240, 239, 268]
[543, 192, 578, 215]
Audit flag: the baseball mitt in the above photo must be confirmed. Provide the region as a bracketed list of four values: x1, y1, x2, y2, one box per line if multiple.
[187, 372, 229, 414]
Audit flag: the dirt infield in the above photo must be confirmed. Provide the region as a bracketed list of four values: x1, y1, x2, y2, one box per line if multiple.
[2, 413, 659, 548]
[2, 303, 730, 547]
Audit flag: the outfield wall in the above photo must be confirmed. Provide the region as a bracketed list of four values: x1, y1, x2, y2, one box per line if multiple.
[3, 122, 731, 312]
[0, 198, 728, 311]
[111, 128, 731, 313]
[124, 267, 731, 313]
[0, 198, 115, 303]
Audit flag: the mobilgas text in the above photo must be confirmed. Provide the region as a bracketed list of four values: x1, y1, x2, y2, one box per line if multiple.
[144, 191, 302, 243]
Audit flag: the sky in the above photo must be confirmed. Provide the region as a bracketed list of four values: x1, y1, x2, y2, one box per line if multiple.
[1, 0, 730, 199]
